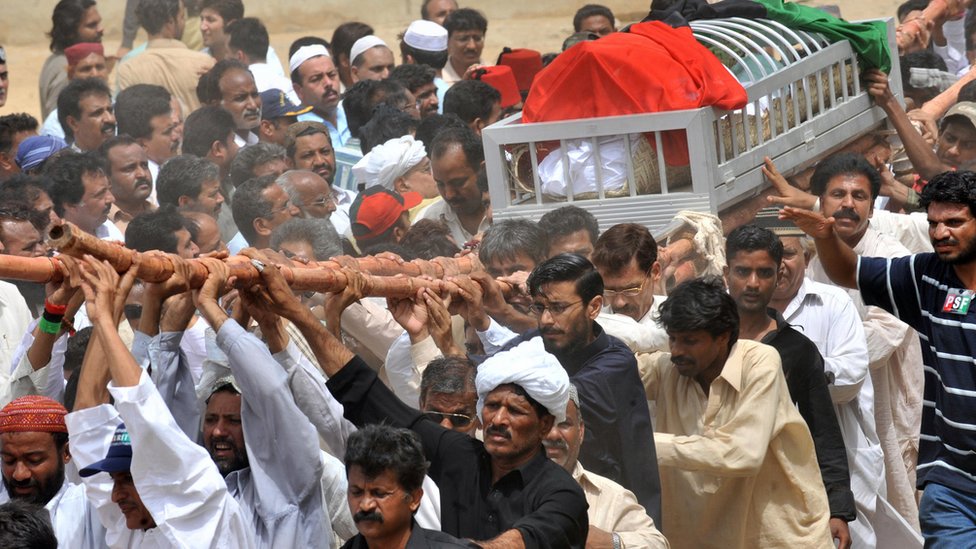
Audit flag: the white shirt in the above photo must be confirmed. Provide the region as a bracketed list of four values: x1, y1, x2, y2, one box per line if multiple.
[329, 186, 358, 237]
[415, 198, 490, 248]
[95, 219, 125, 242]
[67, 372, 256, 549]
[233, 131, 259, 149]
[0, 282, 32, 407]
[42, 108, 66, 139]
[0, 480, 107, 548]
[249, 63, 300, 105]
[148, 159, 160, 207]
[782, 277, 883, 548]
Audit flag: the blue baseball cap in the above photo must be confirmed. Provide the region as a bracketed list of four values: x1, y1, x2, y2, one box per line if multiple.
[79, 423, 133, 477]
[260, 89, 312, 120]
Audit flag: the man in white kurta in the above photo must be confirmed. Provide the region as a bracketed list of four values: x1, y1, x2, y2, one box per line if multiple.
[810, 226, 924, 531]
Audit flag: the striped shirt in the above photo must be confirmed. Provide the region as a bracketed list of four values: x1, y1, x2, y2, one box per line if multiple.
[858, 253, 976, 494]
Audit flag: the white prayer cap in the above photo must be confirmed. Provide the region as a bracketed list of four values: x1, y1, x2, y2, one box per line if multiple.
[350, 35, 389, 64]
[352, 135, 428, 191]
[476, 338, 570, 423]
[403, 20, 448, 52]
[289, 45, 330, 74]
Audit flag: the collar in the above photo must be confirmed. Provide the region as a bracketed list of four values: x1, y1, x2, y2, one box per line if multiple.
[572, 461, 601, 495]
[108, 203, 132, 224]
[555, 321, 606, 375]
[759, 309, 790, 342]
[489, 447, 550, 489]
[716, 341, 745, 393]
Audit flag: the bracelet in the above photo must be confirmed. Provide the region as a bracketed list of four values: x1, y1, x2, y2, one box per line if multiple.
[812, 197, 821, 212]
[44, 300, 67, 316]
[41, 310, 63, 324]
[38, 317, 62, 335]
[611, 532, 622, 549]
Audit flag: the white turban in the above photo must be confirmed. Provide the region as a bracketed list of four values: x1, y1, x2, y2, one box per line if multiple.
[352, 135, 428, 191]
[476, 338, 570, 423]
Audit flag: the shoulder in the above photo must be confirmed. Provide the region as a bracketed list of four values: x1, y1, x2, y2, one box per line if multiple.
[414, 527, 473, 547]
[732, 340, 783, 376]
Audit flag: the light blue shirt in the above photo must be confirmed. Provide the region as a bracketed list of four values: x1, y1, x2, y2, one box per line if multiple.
[297, 103, 350, 148]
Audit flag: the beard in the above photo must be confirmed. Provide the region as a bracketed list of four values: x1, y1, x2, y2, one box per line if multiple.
[208, 438, 249, 477]
[3, 458, 65, 505]
[935, 235, 976, 265]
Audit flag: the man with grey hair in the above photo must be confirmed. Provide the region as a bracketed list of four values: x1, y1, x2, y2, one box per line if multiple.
[545, 384, 668, 549]
[230, 142, 289, 189]
[277, 170, 337, 220]
[418, 356, 479, 437]
[155, 155, 225, 219]
[479, 219, 548, 279]
[270, 217, 343, 263]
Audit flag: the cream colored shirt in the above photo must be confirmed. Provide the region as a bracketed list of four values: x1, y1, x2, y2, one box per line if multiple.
[647, 340, 833, 549]
[116, 39, 215, 112]
[572, 462, 670, 549]
[415, 198, 490, 248]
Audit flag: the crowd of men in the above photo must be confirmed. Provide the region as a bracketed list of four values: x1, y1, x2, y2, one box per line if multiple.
[1, 0, 976, 548]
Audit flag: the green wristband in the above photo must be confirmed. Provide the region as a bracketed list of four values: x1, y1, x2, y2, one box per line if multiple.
[38, 317, 62, 335]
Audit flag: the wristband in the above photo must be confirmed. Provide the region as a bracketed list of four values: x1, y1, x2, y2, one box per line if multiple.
[41, 310, 63, 324]
[44, 300, 67, 316]
[38, 317, 62, 335]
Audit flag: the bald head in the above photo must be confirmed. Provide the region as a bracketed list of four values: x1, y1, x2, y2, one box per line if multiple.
[277, 170, 336, 219]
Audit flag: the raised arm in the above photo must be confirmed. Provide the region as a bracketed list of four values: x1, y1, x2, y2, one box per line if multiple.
[865, 68, 949, 180]
[780, 207, 860, 289]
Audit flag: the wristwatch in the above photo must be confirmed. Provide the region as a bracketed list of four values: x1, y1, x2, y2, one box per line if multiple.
[611, 532, 622, 549]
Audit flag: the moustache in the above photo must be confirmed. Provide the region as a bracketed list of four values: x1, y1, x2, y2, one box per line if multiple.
[540, 327, 563, 337]
[671, 356, 694, 367]
[244, 108, 261, 118]
[485, 424, 511, 440]
[542, 439, 568, 451]
[135, 178, 151, 188]
[934, 238, 959, 247]
[354, 511, 384, 524]
[102, 123, 116, 134]
[831, 208, 860, 222]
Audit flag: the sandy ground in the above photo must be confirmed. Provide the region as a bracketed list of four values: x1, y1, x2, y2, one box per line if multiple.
[1, 0, 901, 121]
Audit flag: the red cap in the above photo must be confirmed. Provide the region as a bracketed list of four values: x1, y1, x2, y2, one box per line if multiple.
[350, 187, 423, 241]
[497, 48, 543, 93]
[474, 65, 521, 109]
[65, 42, 105, 67]
[0, 396, 68, 434]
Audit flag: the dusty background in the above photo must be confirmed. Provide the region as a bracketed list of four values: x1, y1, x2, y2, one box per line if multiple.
[0, 0, 900, 120]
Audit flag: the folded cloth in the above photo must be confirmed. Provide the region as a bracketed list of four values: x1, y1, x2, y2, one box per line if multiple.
[476, 337, 570, 422]
[352, 135, 427, 191]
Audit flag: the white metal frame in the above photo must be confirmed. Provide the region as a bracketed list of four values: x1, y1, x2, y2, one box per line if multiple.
[481, 18, 901, 237]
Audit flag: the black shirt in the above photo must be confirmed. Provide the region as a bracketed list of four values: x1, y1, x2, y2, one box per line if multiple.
[327, 355, 589, 548]
[761, 310, 857, 521]
[340, 520, 474, 549]
[500, 323, 662, 525]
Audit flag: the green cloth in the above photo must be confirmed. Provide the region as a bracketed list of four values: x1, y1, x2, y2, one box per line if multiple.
[754, 0, 892, 73]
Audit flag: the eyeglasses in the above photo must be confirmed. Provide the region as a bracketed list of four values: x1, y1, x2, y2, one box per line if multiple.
[267, 199, 293, 217]
[603, 265, 654, 298]
[307, 195, 335, 209]
[424, 411, 474, 428]
[529, 300, 583, 317]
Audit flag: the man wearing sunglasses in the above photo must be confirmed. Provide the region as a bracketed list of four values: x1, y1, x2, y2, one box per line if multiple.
[418, 356, 479, 437]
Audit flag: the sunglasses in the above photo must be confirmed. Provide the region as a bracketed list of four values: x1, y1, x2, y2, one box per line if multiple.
[424, 411, 474, 428]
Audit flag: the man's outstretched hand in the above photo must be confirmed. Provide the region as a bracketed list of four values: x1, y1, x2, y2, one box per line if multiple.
[779, 207, 835, 240]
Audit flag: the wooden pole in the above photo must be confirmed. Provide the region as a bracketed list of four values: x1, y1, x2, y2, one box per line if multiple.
[1, 223, 511, 298]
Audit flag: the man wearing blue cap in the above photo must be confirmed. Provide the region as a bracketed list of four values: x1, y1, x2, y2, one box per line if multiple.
[67, 256, 255, 547]
[257, 89, 311, 146]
